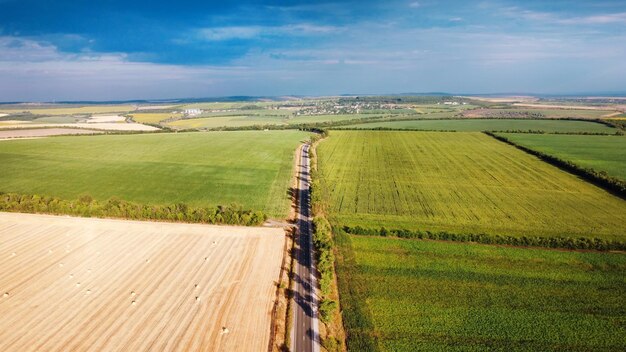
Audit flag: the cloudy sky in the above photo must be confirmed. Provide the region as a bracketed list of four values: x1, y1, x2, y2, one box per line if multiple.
[1, 0, 625, 101]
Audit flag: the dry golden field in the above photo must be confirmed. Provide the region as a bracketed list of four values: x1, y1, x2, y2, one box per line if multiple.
[0, 213, 285, 351]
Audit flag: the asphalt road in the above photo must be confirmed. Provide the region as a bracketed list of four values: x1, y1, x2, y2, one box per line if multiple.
[291, 143, 320, 352]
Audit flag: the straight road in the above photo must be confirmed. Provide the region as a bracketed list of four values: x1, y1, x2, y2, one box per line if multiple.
[291, 143, 320, 352]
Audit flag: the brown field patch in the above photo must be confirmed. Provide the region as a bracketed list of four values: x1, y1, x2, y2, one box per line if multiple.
[0, 122, 159, 131]
[0, 213, 285, 351]
[0, 128, 103, 139]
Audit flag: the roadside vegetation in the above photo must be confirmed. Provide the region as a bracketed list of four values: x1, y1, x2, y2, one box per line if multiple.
[0, 192, 266, 226]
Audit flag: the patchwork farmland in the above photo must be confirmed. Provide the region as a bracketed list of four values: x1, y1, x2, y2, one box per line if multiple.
[0, 212, 284, 351]
[316, 130, 626, 240]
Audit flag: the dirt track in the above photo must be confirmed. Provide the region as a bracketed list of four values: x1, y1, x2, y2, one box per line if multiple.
[0, 212, 285, 351]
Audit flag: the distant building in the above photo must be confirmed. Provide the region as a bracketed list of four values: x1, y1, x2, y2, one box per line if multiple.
[184, 109, 203, 116]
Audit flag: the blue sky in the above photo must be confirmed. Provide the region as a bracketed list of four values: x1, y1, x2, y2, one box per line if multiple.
[0, 0, 625, 101]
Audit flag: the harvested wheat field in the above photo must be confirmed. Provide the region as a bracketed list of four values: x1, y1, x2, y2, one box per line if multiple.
[0, 212, 285, 352]
[0, 128, 103, 139]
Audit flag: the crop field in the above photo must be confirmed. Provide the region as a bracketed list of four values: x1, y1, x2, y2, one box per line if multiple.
[129, 113, 176, 124]
[316, 131, 626, 240]
[462, 108, 615, 119]
[0, 130, 309, 218]
[165, 113, 401, 130]
[0, 105, 137, 116]
[166, 116, 288, 129]
[339, 118, 615, 133]
[335, 233, 626, 351]
[500, 133, 626, 180]
[0, 212, 284, 351]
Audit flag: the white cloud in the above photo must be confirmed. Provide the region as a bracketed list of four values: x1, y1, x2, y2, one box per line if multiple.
[195, 23, 340, 41]
[409, 1, 420, 8]
[198, 26, 263, 41]
[559, 12, 626, 25]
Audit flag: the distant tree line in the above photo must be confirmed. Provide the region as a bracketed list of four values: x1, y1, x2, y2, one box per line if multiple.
[0, 192, 266, 226]
[485, 132, 626, 198]
[343, 225, 625, 251]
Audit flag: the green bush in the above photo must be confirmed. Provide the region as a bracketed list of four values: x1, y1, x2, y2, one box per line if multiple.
[319, 299, 338, 323]
[0, 192, 267, 226]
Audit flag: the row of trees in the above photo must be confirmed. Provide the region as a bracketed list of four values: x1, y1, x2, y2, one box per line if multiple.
[0, 192, 266, 226]
[344, 225, 626, 251]
[312, 216, 337, 323]
[486, 132, 626, 197]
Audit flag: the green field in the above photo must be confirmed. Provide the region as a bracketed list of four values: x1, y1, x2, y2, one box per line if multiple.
[336, 233, 626, 351]
[165, 113, 393, 129]
[500, 133, 626, 181]
[339, 118, 615, 133]
[340, 119, 616, 133]
[0, 131, 309, 217]
[166, 115, 288, 129]
[317, 131, 626, 240]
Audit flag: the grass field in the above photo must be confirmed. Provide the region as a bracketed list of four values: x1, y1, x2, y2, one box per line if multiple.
[499, 133, 626, 180]
[0, 212, 284, 351]
[0, 131, 309, 218]
[339, 119, 615, 133]
[336, 233, 626, 351]
[317, 131, 626, 240]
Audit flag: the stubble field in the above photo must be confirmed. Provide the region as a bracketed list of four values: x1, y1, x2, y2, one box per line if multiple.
[0, 212, 285, 351]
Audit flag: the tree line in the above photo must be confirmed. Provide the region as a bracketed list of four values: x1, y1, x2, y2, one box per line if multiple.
[343, 225, 625, 251]
[0, 192, 266, 226]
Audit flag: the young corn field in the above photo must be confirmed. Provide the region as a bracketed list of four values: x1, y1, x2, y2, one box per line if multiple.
[335, 233, 626, 352]
[316, 131, 626, 241]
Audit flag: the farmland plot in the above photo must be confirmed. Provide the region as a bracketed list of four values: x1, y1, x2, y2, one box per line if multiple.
[0, 212, 285, 351]
[339, 118, 616, 133]
[0, 131, 309, 218]
[500, 133, 626, 181]
[317, 131, 626, 240]
[336, 233, 626, 352]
